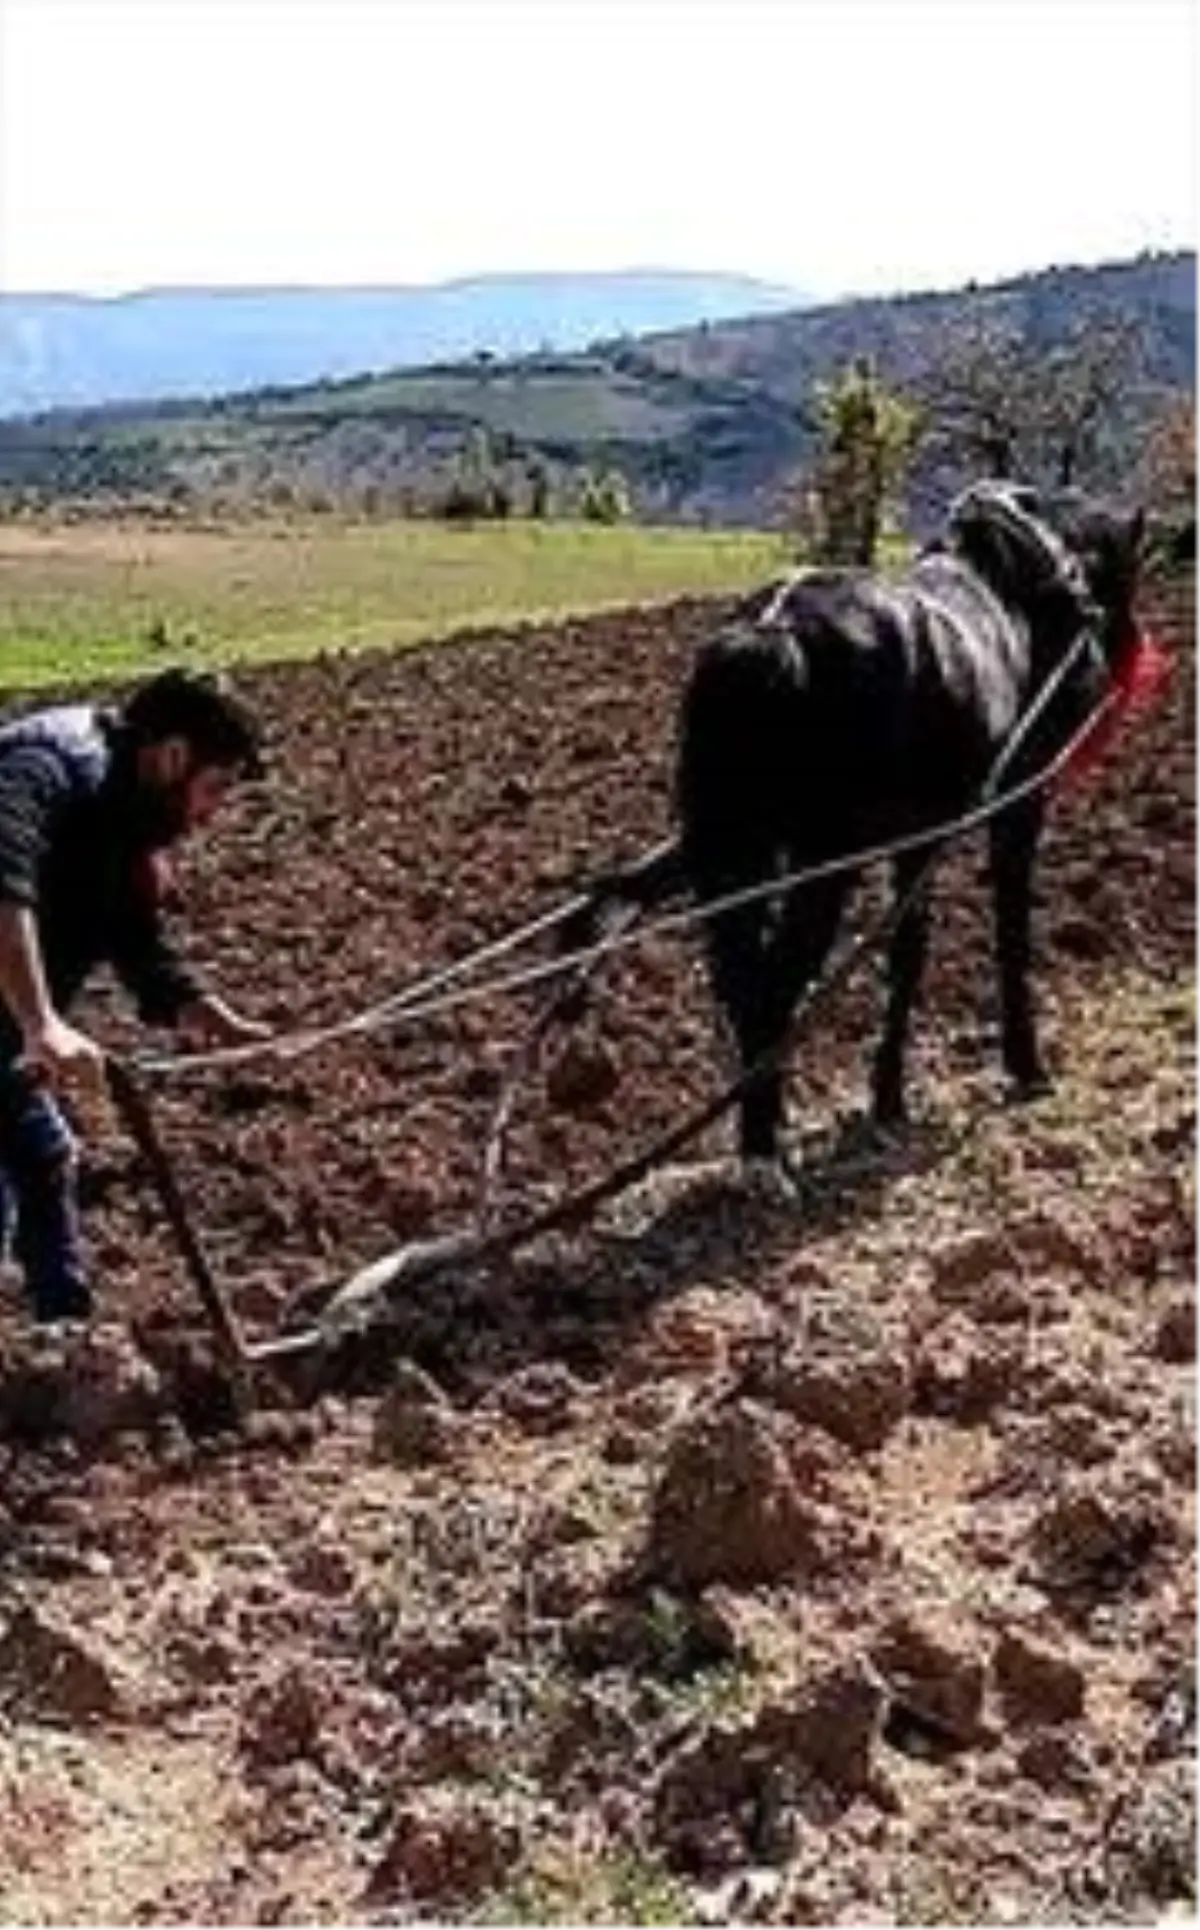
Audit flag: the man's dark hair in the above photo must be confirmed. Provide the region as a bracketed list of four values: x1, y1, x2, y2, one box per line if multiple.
[120, 669, 265, 778]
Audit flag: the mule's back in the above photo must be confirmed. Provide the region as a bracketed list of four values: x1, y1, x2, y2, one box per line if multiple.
[678, 564, 1011, 870]
[677, 479, 1138, 879]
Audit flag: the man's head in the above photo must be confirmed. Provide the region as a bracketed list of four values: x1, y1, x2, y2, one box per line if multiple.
[119, 669, 264, 842]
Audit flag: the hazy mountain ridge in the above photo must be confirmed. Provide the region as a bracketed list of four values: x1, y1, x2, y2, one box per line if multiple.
[0, 272, 806, 417]
[0, 251, 1191, 528]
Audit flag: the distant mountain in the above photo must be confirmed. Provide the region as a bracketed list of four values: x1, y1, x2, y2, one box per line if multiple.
[0, 272, 807, 418]
[1, 251, 1192, 530]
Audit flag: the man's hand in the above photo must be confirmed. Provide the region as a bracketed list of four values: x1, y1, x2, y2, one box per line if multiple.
[0, 906, 106, 1095]
[20, 1012, 107, 1096]
[176, 992, 272, 1052]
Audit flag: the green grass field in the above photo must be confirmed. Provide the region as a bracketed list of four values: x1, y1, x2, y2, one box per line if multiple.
[0, 515, 788, 689]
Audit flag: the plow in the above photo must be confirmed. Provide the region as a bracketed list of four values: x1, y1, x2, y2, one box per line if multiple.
[97, 619, 1167, 1411]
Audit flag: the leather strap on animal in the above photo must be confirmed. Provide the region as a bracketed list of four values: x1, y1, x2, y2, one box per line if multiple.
[1057, 622, 1172, 789]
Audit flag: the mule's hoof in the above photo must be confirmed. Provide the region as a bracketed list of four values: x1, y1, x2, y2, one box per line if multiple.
[870, 1099, 911, 1139]
[1006, 1069, 1053, 1107]
[742, 1156, 802, 1205]
[867, 1113, 910, 1154]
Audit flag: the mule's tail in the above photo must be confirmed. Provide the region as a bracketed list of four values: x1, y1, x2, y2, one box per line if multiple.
[677, 618, 810, 887]
[553, 611, 815, 993]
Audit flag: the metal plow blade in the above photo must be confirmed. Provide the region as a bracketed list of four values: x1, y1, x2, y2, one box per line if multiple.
[314, 1227, 488, 1340]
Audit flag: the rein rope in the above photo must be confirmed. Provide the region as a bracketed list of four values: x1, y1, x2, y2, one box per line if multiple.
[131, 625, 1110, 1082]
[102, 618, 1162, 1360]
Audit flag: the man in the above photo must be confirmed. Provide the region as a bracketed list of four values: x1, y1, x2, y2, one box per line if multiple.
[0, 667, 270, 1322]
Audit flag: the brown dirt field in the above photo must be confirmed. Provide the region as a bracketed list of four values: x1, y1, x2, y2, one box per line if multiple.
[0, 578, 1192, 1924]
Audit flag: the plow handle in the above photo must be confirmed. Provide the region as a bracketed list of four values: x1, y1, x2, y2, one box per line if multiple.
[105, 1056, 252, 1385]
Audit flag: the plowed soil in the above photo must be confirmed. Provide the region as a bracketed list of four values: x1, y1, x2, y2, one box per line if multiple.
[0, 578, 1192, 1925]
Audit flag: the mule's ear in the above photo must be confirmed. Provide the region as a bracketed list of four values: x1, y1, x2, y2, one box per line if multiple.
[1126, 506, 1148, 561]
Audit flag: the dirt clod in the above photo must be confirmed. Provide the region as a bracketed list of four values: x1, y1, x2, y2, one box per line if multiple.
[641, 1396, 859, 1587]
[994, 1628, 1087, 1724]
[870, 1609, 988, 1745]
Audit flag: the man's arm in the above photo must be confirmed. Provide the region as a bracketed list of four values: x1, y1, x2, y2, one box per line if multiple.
[0, 744, 106, 1090]
[108, 886, 203, 1029]
[0, 904, 105, 1086]
[0, 901, 55, 1037]
[109, 878, 269, 1050]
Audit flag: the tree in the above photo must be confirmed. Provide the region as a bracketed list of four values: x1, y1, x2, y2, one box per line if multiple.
[1029, 316, 1150, 486]
[1137, 393, 1195, 509]
[923, 316, 1028, 479]
[808, 358, 921, 564]
[580, 468, 632, 524]
[925, 312, 1151, 490]
[526, 459, 553, 519]
[1135, 393, 1196, 565]
[436, 426, 512, 520]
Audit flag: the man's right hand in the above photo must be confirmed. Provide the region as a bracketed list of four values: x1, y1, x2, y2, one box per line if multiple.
[20, 1014, 107, 1096]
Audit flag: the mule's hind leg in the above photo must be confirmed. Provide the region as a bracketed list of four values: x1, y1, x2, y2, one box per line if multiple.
[701, 889, 782, 1163]
[711, 872, 851, 1166]
[989, 800, 1050, 1097]
[872, 850, 937, 1127]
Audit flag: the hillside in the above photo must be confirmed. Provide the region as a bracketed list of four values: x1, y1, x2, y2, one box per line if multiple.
[0, 251, 1192, 529]
[0, 273, 805, 418]
[644, 252, 1196, 399]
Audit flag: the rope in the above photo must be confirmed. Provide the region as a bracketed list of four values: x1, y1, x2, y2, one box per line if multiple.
[317, 682, 1057, 1332]
[133, 628, 1106, 1081]
[135, 891, 592, 1077]
[466, 629, 1097, 1229]
[109, 625, 1126, 1355]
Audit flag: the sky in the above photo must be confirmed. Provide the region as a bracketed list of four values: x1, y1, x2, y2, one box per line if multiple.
[0, 0, 1194, 301]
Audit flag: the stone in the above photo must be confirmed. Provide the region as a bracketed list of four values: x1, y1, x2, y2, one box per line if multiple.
[1153, 1295, 1196, 1364]
[914, 1317, 1024, 1422]
[654, 1661, 886, 1875]
[756, 1296, 918, 1451]
[0, 1322, 163, 1452]
[1030, 1474, 1171, 1593]
[927, 1232, 1016, 1303]
[654, 1722, 793, 1877]
[286, 1538, 358, 1597]
[1014, 1726, 1097, 1791]
[237, 1664, 324, 1770]
[994, 1629, 1086, 1725]
[490, 1361, 586, 1434]
[376, 1617, 500, 1705]
[544, 1037, 620, 1114]
[642, 1398, 851, 1588]
[871, 1609, 987, 1744]
[367, 1792, 523, 1903]
[0, 1602, 134, 1723]
[755, 1660, 889, 1791]
[763, 1341, 911, 1452]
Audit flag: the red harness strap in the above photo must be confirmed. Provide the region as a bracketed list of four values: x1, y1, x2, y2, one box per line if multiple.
[1057, 622, 1173, 790]
[132, 848, 182, 911]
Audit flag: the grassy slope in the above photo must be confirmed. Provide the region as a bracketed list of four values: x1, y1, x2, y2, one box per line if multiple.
[0, 516, 786, 688]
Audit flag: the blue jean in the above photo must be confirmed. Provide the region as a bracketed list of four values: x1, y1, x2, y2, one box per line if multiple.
[0, 1066, 90, 1322]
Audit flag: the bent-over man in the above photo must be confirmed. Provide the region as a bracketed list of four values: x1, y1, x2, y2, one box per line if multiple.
[0, 667, 270, 1322]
